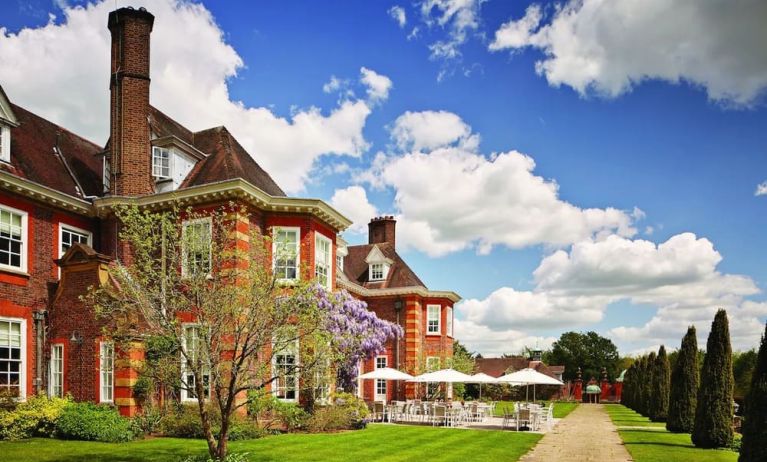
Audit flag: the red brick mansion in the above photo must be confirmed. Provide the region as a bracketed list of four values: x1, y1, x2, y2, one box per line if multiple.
[0, 7, 458, 415]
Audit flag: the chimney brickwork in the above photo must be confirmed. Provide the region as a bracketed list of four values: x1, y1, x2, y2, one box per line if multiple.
[108, 7, 154, 196]
[368, 216, 396, 248]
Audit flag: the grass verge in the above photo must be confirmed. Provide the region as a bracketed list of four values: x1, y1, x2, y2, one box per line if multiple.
[604, 404, 737, 462]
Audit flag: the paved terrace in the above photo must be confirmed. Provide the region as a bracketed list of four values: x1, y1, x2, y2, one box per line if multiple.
[520, 404, 632, 462]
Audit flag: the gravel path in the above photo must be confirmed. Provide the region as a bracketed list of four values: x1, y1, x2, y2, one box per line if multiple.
[519, 404, 632, 462]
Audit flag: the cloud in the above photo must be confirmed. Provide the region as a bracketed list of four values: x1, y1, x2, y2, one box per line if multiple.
[388, 5, 407, 28]
[360, 67, 392, 103]
[389, 110, 476, 152]
[489, 0, 767, 107]
[329, 186, 378, 234]
[0, 0, 380, 193]
[756, 182, 767, 196]
[364, 111, 637, 256]
[420, 0, 482, 61]
[454, 319, 556, 357]
[457, 232, 765, 354]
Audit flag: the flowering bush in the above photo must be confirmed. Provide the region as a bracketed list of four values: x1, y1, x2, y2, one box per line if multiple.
[314, 287, 403, 392]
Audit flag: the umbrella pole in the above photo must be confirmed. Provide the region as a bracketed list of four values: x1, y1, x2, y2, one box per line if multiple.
[534, 384, 536, 403]
[526, 384, 529, 402]
[479, 383, 482, 400]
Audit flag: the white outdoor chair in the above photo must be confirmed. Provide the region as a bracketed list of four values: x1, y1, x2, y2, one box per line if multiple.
[516, 408, 532, 431]
[432, 405, 448, 427]
[501, 406, 514, 430]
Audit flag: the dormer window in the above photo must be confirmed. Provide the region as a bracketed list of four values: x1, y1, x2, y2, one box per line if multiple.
[364, 245, 392, 283]
[370, 263, 386, 281]
[152, 146, 171, 179]
[0, 124, 10, 163]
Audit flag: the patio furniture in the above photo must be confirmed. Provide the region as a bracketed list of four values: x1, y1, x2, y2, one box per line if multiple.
[516, 408, 532, 431]
[502, 406, 514, 430]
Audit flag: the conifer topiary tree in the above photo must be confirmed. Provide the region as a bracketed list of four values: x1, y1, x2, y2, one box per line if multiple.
[739, 322, 767, 461]
[667, 326, 699, 433]
[650, 345, 670, 421]
[643, 352, 656, 417]
[692, 309, 734, 448]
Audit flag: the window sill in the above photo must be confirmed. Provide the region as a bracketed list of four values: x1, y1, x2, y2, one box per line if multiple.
[0, 267, 30, 286]
[426, 333, 442, 337]
[0, 266, 29, 277]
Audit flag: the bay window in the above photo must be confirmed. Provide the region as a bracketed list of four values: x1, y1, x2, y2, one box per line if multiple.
[427, 305, 441, 335]
[181, 325, 210, 401]
[273, 227, 299, 281]
[446, 306, 453, 337]
[315, 234, 331, 290]
[273, 334, 299, 401]
[182, 218, 212, 277]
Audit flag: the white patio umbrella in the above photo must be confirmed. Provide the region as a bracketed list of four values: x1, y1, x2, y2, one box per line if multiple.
[358, 367, 414, 381]
[496, 368, 564, 402]
[408, 368, 473, 383]
[466, 372, 498, 399]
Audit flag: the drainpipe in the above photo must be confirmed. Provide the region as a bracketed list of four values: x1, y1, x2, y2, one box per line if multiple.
[394, 298, 403, 399]
[32, 310, 47, 395]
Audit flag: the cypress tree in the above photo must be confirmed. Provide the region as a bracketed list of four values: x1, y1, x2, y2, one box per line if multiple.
[650, 345, 670, 421]
[667, 326, 699, 433]
[644, 352, 656, 417]
[692, 309, 734, 448]
[739, 323, 767, 461]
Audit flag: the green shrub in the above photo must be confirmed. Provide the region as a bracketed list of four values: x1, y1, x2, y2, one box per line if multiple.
[161, 405, 208, 439]
[0, 394, 70, 440]
[161, 404, 263, 440]
[56, 402, 133, 442]
[246, 390, 307, 432]
[131, 405, 164, 436]
[306, 392, 369, 433]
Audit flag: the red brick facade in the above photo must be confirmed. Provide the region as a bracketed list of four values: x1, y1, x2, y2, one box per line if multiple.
[0, 6, 458, 416]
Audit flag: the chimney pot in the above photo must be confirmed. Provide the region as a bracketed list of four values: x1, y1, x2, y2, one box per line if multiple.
[368, 216, 396, 248]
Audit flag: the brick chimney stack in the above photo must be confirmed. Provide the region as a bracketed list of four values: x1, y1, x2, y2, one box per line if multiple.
[368, 216, 396, 248]
[107, 7, 154, 196]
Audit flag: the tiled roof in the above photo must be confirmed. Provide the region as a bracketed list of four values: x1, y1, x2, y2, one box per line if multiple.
[342, 242, 425, 289]
[3, 103, 103, 198]
[182, 125, 285, 197]
[149, 106, 195, 145]
[475, 357, 564, 379]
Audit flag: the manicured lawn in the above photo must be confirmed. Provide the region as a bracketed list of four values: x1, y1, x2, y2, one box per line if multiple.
[604, 405, 737, 462]
[493, 401, 578, 419]
[0, 424, 542, 462]
[604, 404, 665, 427]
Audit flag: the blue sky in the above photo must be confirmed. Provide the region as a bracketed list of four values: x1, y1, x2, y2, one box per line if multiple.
[2, 0, 766, 356]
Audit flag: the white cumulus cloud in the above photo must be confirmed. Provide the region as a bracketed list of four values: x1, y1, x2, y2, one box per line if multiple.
[364, 111, 637, 256]
[489, 0, 767, 107]
[360, 67, 393, 104]
[0, 0, 382, 193]
[756, 182, 767, 196]
[329, 186, 378, 234]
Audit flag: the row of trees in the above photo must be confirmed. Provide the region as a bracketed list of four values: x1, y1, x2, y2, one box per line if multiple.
[621, 309, 767, 460]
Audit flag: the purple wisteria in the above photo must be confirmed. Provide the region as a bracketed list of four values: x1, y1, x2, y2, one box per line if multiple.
[314, 286, 403, 392]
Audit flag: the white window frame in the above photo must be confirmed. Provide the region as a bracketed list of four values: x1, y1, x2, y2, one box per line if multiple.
[0, 317, 26, 400]
[99, 342, 114, 403]
[0, 204, 28, 274]
[272, 227, 300, 282]
[369, 262, 386, 281]
[314, 233, 332, 290]
[102, 156, 111, 192]
[375, 356, 387, 401]
[58, 224, 92, 278]
[49, 344, 64, 398]
[426, 304, 441, 335]
[336, 255, 343, 272]
[446, 306, 453, 338]
[272, 337, 299, 402]
[151, 146, 171, 179]
[180, 324, 210, 402]
[0, 125, 10, 163]
[181, 217, 212, 278]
